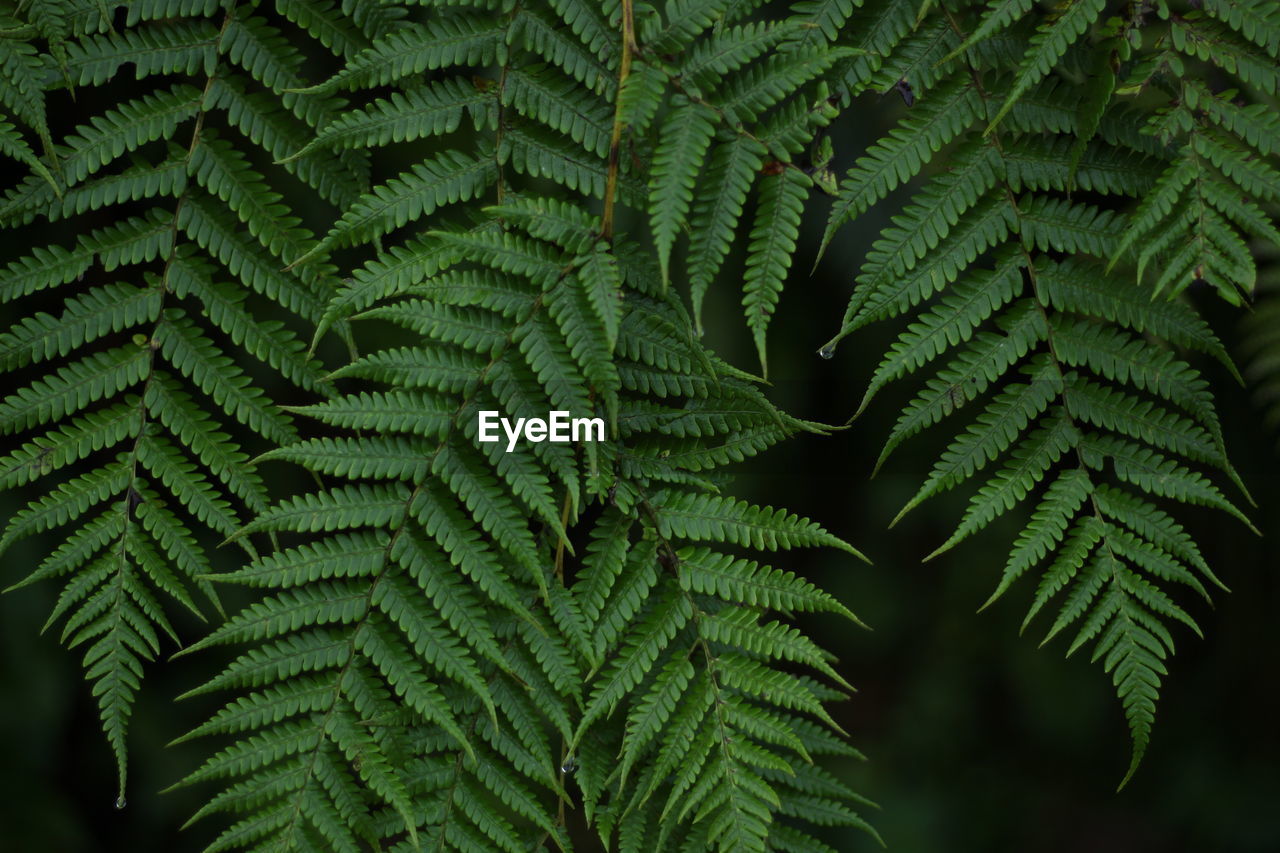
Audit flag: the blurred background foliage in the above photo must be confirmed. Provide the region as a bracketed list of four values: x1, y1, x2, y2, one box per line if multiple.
[1, 52, 1278, 853]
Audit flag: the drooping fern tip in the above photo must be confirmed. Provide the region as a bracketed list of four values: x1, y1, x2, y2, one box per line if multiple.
[818, 0, 1270, 789]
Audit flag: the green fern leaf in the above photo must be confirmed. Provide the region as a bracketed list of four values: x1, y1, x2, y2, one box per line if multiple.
[819, 0, 1272, 785]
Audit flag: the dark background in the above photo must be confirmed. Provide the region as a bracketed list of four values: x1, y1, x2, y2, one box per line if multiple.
[1, 84, 1278, 853]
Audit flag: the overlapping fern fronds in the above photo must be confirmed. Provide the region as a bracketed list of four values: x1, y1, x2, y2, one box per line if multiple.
[0, 0, 60, 190]
[180, 225, 875, 849]
[5, 0, 1270, 844]
[0, 0, 382, 799]
[176, 1, 876, 850]
[819, 0, 1275, 784]
[291, 0, 853, 376]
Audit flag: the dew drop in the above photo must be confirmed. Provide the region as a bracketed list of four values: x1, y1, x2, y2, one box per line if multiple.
[818, 344, 836, 360]
[560, 755, 579, 774]
[115, 795, 127, 811]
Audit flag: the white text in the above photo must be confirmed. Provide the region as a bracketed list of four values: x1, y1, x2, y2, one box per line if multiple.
[477, 410, 605, 452]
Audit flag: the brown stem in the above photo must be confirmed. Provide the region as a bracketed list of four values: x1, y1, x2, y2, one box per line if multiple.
[600, 0, 635, 242]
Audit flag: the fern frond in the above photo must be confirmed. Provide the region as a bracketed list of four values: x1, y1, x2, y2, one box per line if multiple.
[820, 0, 1270, 785]
[649, 97, 718, 285]
[178, 2, 876, 841]
[0, 0, 367, 802]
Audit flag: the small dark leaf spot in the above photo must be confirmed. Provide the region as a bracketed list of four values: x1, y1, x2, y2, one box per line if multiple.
[126, 487, 143, 520]
[893, 79, 915, 107]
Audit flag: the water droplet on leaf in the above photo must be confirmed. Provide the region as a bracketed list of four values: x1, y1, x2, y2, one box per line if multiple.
[115, 795, 126, 810]
[818, 344, 835, 360]
[560, 755, 579, 774]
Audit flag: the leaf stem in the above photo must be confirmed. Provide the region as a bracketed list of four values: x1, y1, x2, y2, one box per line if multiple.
[600, 0, 635, 242]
